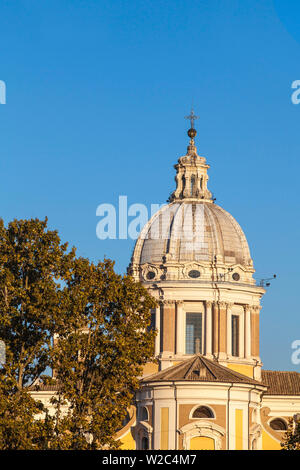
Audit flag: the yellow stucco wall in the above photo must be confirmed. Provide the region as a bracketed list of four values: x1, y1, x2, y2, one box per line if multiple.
[142, 362, 159, 377]
[120, 429, 136, 450]
[226, 363, 254, 379]
[235, 409, 243, 450]
[190, 437, 215, 450]
[262, 430, 281, 450]
[160, 407, 169, 450]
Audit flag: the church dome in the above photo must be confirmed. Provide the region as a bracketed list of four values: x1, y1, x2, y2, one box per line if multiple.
[132, 200, 252, 267]
[129, 115, 254, 283]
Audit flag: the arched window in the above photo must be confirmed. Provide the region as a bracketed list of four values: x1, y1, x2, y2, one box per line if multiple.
[140, 406, 149, 421]
[192, 406, 214, 419]
[141, 437, 149, 450]
[269, 418, 287, 431]
[182, 175, 186, 194]
[191, 175, 196, 196]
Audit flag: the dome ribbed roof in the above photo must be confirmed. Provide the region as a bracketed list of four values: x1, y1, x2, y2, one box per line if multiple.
[132, 200, 252, 267]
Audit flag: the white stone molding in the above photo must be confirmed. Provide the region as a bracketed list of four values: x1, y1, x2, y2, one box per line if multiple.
[180, 420, 225, 450]
[249, 423, 262, 450]
[188, 403, 215, 420]
[135, 421, 153, 450]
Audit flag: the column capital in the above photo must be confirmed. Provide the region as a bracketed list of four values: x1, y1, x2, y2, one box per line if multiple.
[217, 301, 227, 309]
[252, 305, 262, 313]
[206, 300, 213, 308]
[176, 300, 184, 306]
[160, 299, 176, 306]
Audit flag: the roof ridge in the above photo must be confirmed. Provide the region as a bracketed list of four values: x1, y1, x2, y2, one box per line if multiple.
[184, 355, 203, 379]
[199, 355, 219, 379]
[263, 369, 300, 375]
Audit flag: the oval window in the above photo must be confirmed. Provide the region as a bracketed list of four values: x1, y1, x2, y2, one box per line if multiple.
[146, 271, 155, 280]
[270, 418, 287, 431]
[232, 272, 240, 281]
[188, 270, 200, 279]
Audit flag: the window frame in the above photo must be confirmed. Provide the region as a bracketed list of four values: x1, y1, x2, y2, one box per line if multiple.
[185, 311, 204, 355]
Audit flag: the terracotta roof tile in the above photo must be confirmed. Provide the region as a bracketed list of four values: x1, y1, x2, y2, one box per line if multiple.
[262, 370, 300, 395]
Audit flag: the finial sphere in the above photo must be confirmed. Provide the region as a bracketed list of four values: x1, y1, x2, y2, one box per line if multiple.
[188, 128, 197, 139]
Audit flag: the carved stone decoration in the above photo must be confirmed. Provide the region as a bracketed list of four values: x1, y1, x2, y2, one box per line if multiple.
[252, 305, 262, 313]
[180, 420, 225, 450]
[182, 263, 204, 279]
[162, 299, 176, 306]
[141, 265, 160, 282]
[135, 421, 153, 450]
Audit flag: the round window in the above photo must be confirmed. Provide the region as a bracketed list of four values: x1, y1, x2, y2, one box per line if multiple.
[188, 270, 200, 279]
[146, 271, 155, 280]
[232, 272, 240, 281]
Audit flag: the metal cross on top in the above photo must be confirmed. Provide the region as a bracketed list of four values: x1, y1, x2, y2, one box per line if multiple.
[185, 108, 199, 129]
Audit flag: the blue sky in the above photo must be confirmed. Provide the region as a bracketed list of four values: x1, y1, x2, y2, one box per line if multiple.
[0, 0, 300, 371]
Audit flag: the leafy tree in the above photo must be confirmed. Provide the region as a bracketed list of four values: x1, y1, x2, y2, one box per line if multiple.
[0, 217, 157, 449]
[281, 417, 300, 450]
[0, 217, 75, 449]
[51, 257, 157, 449]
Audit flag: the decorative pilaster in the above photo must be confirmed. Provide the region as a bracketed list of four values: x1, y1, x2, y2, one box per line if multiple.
[160, 300, 176, 356]
[205, 301, 213, 356]
[251, 306, 261, 358]
[218, 301, 227, 359]
[244, 304, 251, 359]
[226, 303, 234, 357]
[212, 302, 219, 355]
[176, 301, 184, 355]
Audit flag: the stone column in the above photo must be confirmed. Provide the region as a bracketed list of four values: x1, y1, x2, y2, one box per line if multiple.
[176, 301, 184, 355]
[155, 306, 160, 356]
[205, 301, 213, 356]
[244, 304, 251, 359]
[212, 302, 219, 355]
[218, 301, 227, 359]
[161, 300, 176, 356]
[226, 303, 233, 357]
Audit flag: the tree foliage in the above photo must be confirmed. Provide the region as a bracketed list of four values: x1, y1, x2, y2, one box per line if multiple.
[281, 417, 300, 450]
[51, 257, 156, 449]
[0, 217, 156, 449]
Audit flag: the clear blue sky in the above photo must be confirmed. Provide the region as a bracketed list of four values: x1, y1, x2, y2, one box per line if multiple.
[0, 0, 299, 371]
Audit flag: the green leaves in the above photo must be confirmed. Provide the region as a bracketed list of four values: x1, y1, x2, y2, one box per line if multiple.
[281, 418, 300, 450]
[52, 257, 157, 449]
[0, 217, 157, 449]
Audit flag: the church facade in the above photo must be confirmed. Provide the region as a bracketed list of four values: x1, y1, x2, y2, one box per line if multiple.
[117, 117, 300, 450]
